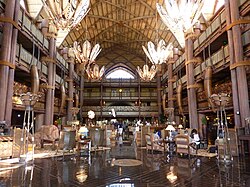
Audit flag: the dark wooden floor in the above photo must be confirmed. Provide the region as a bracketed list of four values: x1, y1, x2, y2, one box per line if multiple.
[0, 140, 250, 187]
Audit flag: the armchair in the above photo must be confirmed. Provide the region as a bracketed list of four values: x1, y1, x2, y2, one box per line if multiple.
[145, 133, 165, 153]
[175, 134, 190, 156]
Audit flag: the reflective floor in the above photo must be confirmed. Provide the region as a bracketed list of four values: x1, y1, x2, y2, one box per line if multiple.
[0, 141, 250, 187]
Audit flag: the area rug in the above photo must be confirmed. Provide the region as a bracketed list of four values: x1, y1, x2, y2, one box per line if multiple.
[193, 149, 217, 158]
[113, 159, 142, 167]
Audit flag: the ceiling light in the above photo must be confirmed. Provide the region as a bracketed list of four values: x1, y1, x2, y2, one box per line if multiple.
[142, 40, 173, 65]
[137, 64, 157, 82]
[157, 0, 204, 48]
[86, 63, 105, 81]
[73, 40, 103, 75]
[42, 0, 90, 30]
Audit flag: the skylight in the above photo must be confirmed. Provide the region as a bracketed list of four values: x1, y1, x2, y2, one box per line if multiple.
[106, 69, 134, 79]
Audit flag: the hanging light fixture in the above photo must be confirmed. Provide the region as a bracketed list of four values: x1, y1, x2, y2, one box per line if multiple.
[137, 64, 157, 82]
[142, 40, 173, 65]
[138, 4, 173, 81]
[42, 0, 90, 30]
[86, 63, 105, 81]
[157, 0, 204, 48]
[73, 40, 102, 71]
[73, 39, 104, 80]
[73, 19, 103, 78]
[142, 4, 173, 65]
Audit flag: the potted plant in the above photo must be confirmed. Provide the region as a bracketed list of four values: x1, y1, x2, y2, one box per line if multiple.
[201, 116, 207, 139]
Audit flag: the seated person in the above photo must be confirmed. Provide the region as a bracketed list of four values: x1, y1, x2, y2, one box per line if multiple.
[189, 129, 200, 148]
[153, 130, 162, 143]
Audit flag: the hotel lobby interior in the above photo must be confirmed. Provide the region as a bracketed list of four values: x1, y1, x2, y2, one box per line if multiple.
[0, 0, 249, 186]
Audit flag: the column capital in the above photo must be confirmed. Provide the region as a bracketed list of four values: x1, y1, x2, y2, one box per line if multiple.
[39, 19, 58, 39]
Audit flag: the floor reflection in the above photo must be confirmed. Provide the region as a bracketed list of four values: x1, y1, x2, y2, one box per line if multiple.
[0, 142, 250, 187]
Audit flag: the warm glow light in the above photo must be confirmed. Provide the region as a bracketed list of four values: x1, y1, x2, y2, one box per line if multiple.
[157, 0, 204, 48]
[178, 124, 183, 129]
[165, 124, 176, 131]
[79, 126, 89, 133]
[73, 40, 102, 66]
[12, 96, 23, 105]
[142, 40, 173, 65]
[88, 110, 95, 119]
[137, 64, 157, 82]
[42, 0, 90, 30]
[86, 63, 105, 81]
[166, 166, 177, 183]
[73, 40, 104, 79]
[76, 167, 88, 183]
[166, 172, 177, 183]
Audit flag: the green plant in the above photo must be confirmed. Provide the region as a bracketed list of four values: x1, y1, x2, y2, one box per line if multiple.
[201, 116, 207, 125]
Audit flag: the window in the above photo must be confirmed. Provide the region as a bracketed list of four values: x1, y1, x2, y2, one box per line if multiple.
[106, 69, 134, 79]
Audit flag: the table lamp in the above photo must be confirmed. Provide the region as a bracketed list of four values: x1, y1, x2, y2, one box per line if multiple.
[165, 123, 176, 141]
[79, 126, 89, 140]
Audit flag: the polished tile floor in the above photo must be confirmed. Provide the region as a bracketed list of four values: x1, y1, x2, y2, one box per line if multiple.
[0, 141, 250, 187]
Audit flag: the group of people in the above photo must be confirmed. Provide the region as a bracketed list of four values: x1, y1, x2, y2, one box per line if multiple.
[153, 128, 200, 146]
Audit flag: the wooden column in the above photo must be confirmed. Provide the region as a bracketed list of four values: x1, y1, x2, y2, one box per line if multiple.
[41, 20, 57, 125]
[66, 48, 75, 122]
[229, 0, 250, 127]
[4, 0, 20, 127]
[167, 48, 179, 116]
[100, 79, 103, 120]
[167, 59, 174, 109]
[138, 78, 141, 119]
[169, 48, 180, 121]
[224, 0, 241, 127]
[79, 73, 84, 123]
[156, 71, 162, 123]
[185, 36, 198, 129]
[0, 0, 16, 121]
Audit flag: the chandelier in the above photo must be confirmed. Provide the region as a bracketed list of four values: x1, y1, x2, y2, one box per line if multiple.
[73, 40, 102, 70]
[157, 0, 204, 48]
[86, 63, 105, 81]
[137, 64, 157, 82]
[42, 0, 90, 30]
[142, 40, 173, 65]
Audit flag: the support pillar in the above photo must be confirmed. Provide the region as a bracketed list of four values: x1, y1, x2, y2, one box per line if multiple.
[167, 59, 174, 110]
[156, 71, 162, 123]
[79, 73, 84, 123]
[224, 0, 241, 127]
[228, 0, 250, 127]
[66, 48, 75, 122]
[0, 0, 18, 124]
[4, 0, 20, 127]
[167, 48, 179, 121]
[100, 79, 103, 120]
[138, 78, 141, 119]
[41, 20, 57, 126]
[185, 35, 198, 129]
